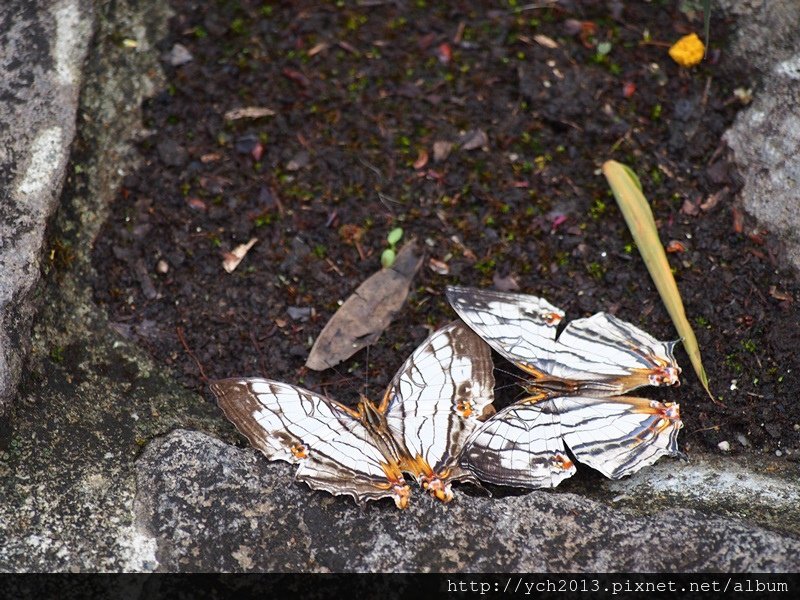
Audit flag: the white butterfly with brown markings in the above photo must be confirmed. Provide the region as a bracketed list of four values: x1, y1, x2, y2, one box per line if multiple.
[210, 321, 495, 508]
[446, 286, 684, 489]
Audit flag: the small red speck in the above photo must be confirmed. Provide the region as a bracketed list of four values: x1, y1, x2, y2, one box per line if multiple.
[437, 42, 452, 64]
[187, 197, 207, 211]
[622, 82, 636, 98]
[251, 142, 264, 162]
[666, 240, 686, 253]
[550, 214, 568, 231]
[732, 207, 744, 233]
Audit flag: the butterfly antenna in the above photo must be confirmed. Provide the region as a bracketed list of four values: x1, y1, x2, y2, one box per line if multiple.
[317, 363, 355, 398]
[492, 365, 528, 382]
[493, 381, 529, 393]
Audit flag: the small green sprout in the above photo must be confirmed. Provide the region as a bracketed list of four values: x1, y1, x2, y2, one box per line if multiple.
[381, 227, 404, 268]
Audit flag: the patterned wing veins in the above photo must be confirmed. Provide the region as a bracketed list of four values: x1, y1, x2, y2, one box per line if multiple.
[210, 378, 411, 508]
[382, 320, 495, 500]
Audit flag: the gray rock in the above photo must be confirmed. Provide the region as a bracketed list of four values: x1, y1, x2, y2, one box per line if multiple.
[134, 430, 800, 572]
[721, 0, 800, 271]
[287, 306, 312, 321]
[0, 0, 224, 571]
[0, 0, 92, 413]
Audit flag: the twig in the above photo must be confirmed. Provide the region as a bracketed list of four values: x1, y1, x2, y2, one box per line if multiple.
[700, 75, 712, 107]
[325, 257, 345, 277]
[358, 157, 384, 180]
[177, 326, 208, 382]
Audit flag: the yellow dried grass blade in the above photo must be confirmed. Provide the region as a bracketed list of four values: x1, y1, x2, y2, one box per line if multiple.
[602, 160, 712, 399]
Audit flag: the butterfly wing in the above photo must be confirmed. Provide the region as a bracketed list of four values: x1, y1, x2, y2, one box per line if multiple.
[447, 287, 680, 394]
[461, 395, 682, 487]
[555, 395, 683, 479]
[381, 320, 495, 499]
[459, 402, 577, 489]
[210, 378, 411, 508]
[549, 312, 681, 394]
[445, 286, 564, 373]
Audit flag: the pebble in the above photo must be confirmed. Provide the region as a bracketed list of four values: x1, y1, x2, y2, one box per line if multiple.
[156, 259, 169, 274]
[736, 433, 751, 448]
[166, 43, 193, 66]
[287, 306, 312, 321]
[718, 441, 731, 452]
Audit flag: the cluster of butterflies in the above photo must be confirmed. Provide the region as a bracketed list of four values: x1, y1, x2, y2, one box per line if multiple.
[211, 286, 684, 510]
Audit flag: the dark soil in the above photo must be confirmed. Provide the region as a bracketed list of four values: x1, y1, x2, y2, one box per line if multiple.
[91, 0, 800, 463]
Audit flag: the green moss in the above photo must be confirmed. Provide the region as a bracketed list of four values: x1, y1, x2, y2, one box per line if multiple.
[651, 103, 662, 120]
[254, 214, 273, 227]
[475, 258, 496, 275]
[586, 261, 605, 280]
[388, 16, 407, 29]
[589, 199, 607, 220]
[650, 167, 663, 185]
[724, 353, 743, 374]
[741, 339, 757, 353]
[345, 14, 368, 32]
[230, 18, 246, 34]
[49, 346, 65, 363]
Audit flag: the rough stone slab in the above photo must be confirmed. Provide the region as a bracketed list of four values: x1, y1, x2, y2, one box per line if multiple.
[0, 0, 93, 413]
[721, 0, 800, 272]
[134, 430, 800, 572]
[0, 0, 223, 572]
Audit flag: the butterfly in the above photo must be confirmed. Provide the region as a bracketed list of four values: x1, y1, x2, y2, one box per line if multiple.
[445, 286, 684, 489]
[210, 320, 495, 509]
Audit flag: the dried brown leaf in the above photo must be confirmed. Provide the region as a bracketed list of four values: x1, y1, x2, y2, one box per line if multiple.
[681, 198, 700, 216]
[308, 42, 329, 57]
[666, 240, 687, 253]
[428, 257, 449, 275]
[305, 241, 423, 371]
[700, 189, 725, 212]
[533, 34, 559, 49]
[459, 129, 488, 151]
[732, 206, 744, 234]
[413, 149, 429, 170]
[222, 238, 258, 273]
[769, 286, 793, 302]
[433, 141, 453, 162]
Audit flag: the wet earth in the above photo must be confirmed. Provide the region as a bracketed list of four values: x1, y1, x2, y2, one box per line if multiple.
[90, 0, 800, 465]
